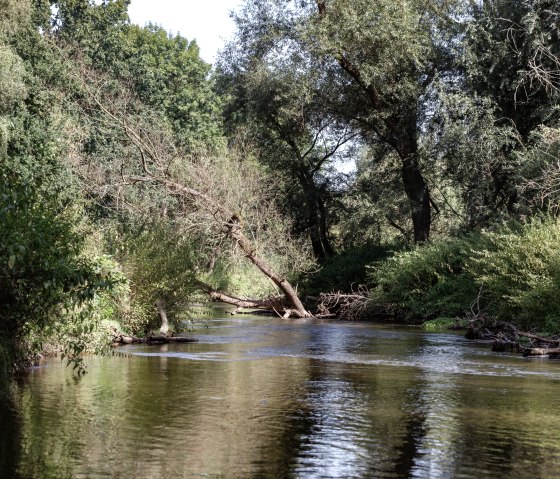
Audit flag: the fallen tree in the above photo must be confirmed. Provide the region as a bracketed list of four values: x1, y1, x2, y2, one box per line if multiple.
[466, 314, 560, 358]
[69, 62, 313, 318]
[112, 333, 199, 346]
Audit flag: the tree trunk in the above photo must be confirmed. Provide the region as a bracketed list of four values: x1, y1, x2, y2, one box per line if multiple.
[156, 299, 169, 336]
[317, 194, 334, 257]
[394, 125, 431, 243]
[162, 179, 312, 318]
[401, 152, 431, 243]
[315, 1, 431, 243]
[196, 280, 287, 312]
[298, 171, 333, 259]
[73, 65, 313, 319]
[226, 217, 312, 317]
[523, 348, 560, 357]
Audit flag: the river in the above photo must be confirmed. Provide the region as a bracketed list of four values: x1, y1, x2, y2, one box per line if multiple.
[2, 309, 560, 478]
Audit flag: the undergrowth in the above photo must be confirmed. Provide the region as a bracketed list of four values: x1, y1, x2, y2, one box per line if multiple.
[366, 218, 560, 332]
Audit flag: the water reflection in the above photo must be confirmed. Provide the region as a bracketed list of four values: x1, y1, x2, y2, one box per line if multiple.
[4, 316, 560, 478]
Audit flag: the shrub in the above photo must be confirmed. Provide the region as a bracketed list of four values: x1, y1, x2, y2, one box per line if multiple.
[368, 237, 478, 322]
[302, 244, 395, 297]
[469, 219, 560, 330]
[367, 218, 560, 332]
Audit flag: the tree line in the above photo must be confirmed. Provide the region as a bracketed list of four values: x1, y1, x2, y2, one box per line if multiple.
[0, 0, 559, 390]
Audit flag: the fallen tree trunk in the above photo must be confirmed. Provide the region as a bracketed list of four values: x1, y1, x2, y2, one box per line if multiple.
[518, 331, 560, 345]
[162, 179, 312, 318]
[113, 334, 199, 346]
[195, 280, 296, 316]
[523, 347, 560, 357]
[466, 318, 560, 358]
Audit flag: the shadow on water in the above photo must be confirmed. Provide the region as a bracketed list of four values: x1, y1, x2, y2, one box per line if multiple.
[5, 312, 560, 478]
[0, 395, 21, 479]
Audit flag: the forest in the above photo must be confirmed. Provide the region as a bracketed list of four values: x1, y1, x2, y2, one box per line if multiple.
[1, 0, 560, 397]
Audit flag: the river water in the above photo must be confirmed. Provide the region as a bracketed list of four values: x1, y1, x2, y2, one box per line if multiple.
[3, 310, 560, 478]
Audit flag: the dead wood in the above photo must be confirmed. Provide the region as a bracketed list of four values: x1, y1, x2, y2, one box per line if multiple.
[313, 286, 371, 320]
[518, 331, 560, 346]
[492, 339, 522, 353]
[112, 333, 198, 346]
[195, 280, 297, 317]
[523, 347, 560, 357]
[465, 308, 560, 358]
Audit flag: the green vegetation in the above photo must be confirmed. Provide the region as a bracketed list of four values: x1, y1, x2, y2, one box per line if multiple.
[369, 218, 560, 332]
[1, 0, 560, 397]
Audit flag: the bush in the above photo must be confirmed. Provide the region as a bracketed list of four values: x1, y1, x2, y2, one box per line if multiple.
[0, 176, 121, 379]
[469, 219, 560, 330]
[368, 237, 478, 322]
[302, 245, 395, 296]
[368, 218, 560, 332]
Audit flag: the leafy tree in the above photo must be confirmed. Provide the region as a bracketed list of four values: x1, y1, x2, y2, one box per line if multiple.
[0, 0, 120, 384]
[219, 56, 355, 258]
[455, 0, 560, 224]
[124, 25, 224, 150]
[51, 1, 225, 151]
[226, 0, 465, 242]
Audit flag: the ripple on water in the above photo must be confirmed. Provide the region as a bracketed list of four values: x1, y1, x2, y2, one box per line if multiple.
[8, 318, 560, 479]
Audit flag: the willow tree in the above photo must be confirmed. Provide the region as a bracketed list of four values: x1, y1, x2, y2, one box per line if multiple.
[226, 0, 464, 242]
[460, 0, 560, 222]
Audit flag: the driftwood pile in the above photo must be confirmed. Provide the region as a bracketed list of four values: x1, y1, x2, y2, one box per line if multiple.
[312, 286, 372, 320]
[466, 317, 560, 357]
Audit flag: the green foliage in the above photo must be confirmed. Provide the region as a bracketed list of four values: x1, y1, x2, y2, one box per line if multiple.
[369, 218, 560, 332]
[52, 0, 130, 67]
[0, 46, 27, 115]
[518, 125, 560, 213]
[303, 245, 394, 296]
[422, 89, 519, 229]
[112, 222, 198, 334]
[0, 175, 122, 374]
[369, 236, 478, 322]
[123, 25, 224, 150]
[422, 317, 460, 331]
[0, 0, 32, 41]
[341, 148, 412, 244]
[469, 219, 560, 331]
[464, 0, 560, 137]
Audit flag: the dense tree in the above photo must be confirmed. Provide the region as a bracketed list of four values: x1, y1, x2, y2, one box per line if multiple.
[0, 0, 119, 382]
[452, 0, 560, 225]
[51, 1, 224, 150]
[219, 57, 355, 258]
[225, 0, 465, 242]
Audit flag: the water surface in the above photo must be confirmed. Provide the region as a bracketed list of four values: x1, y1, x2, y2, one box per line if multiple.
[3, 313, 560, 478]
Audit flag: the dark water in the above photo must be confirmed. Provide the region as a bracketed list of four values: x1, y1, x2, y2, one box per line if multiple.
[3, 312, 560, 478]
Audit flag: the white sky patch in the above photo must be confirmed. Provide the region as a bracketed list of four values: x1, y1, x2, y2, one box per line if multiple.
[128, 0, 243, 64]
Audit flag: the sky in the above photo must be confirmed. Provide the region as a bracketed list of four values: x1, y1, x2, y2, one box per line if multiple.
[128, 0, 244, 64]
